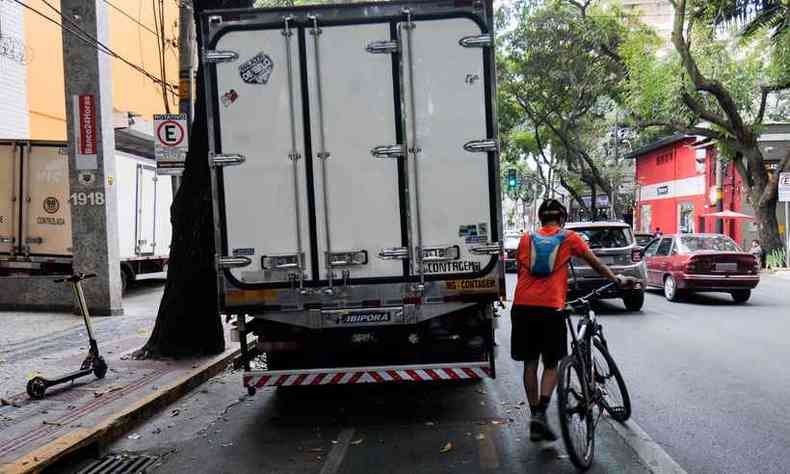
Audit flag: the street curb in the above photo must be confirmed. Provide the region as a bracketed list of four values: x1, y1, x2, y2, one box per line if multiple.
[604, 417, 687, 474]
[0, 347, 241, 474]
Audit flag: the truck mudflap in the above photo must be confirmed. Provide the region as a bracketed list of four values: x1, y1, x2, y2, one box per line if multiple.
[243, 362, 492, 388]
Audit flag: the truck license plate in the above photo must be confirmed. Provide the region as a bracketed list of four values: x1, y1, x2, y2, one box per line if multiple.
[322, 307, 404, 327]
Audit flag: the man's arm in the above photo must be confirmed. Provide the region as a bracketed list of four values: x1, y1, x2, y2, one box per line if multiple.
[579, 248, 636, 287]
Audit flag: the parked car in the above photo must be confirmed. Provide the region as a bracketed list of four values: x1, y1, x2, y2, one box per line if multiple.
[634, 233, 654, 250]
[642, 233, 759, 303]
[503, 233, 521, 273]
[565, 221, 647, 311]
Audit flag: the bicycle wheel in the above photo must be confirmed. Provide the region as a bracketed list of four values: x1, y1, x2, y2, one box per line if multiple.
[557, 355, 595, 470]
[592, 339, 631, 422]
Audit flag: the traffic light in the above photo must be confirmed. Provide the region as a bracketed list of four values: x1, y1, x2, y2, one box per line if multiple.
[506, 169, 518, 192]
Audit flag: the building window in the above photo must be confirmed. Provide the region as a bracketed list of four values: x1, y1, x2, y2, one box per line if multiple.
[640, 204, 652, 234]
[678, 202, 695, 233]
[695, 148, 706, 174]
[656, 152, 672, 165]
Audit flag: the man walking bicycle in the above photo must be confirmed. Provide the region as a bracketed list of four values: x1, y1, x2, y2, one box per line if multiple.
[511, 199, 636, 441]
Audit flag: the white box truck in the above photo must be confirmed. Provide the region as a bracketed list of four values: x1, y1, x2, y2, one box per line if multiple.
[0, 140, 172, 292]
[199, 0, 503, 393]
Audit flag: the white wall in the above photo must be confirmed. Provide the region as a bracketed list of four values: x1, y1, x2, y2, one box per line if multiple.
[0, 0, 30, 139]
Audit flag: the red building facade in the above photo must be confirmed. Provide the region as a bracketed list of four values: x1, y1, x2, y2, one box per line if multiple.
[631, 136, 744, 244]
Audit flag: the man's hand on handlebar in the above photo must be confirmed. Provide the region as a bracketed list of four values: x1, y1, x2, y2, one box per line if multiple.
[615, 275, 639, 289]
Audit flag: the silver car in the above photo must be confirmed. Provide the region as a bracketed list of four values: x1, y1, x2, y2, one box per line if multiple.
[565, 221, 647, 311]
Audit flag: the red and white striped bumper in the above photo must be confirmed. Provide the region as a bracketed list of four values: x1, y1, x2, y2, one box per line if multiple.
[243, 362, 492, 388]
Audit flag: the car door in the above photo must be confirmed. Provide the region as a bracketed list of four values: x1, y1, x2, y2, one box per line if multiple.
[651, 237, 674, 284]
[641, 239, 660, 285]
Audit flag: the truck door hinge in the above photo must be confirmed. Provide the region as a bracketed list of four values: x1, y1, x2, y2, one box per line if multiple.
[203, 50, 239, 64]
[370, 145, 405, 159]
[0, 236, 14, 244]
[463, 139, 499, 153]
[210, 153, 246, 167]
[25, 237, 43, 245]
[366, 40, 399, 54]
[459, 34, 492, 48]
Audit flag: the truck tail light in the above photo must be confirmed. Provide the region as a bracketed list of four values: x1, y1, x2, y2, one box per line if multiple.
[631, 248, 642, 263]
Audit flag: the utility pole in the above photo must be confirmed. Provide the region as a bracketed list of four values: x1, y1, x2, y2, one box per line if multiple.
[715, 156, 724, 233]
[611, 115, 619, 221]
[62, 0, 122, 315]
[175, 0, 196, 194]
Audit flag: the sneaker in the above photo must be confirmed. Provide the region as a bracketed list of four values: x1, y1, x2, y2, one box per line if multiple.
[530, 412, 558, 442]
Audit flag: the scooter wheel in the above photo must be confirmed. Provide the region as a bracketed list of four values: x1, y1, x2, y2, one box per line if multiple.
[27, 377, 48, 399]
[93, 358, 108, 379]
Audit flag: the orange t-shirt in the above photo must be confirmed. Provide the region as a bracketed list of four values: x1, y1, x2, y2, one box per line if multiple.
[513, 225, 590, 310]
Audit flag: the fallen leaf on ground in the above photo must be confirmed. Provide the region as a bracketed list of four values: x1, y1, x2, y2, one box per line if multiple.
[170, 409, 181, 417]
[0, 398, 21, 408]
[222, 442, 233, 447]
[42, 421, 63, 427]
[475, 433, 486, 441]
[425, 421, 436, 427]
[350, 438, 364, 446]
[440, 442, 453, 453]
[309, 448, 324, 452]
[128, 434, 141, 440]
[331, 440, 338, 445]
[491, 420, 507, 426]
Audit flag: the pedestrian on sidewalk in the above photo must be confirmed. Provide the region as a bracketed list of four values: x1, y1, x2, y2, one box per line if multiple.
[749, 240, 764, 269]
[511, 199, 635, 442]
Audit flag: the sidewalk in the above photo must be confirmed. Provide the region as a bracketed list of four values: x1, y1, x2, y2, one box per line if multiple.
[0, 279, 239, 474]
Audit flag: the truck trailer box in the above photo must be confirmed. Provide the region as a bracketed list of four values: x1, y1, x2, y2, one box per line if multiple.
[0, 141, 172, 289]
[200, 0, 504, 391]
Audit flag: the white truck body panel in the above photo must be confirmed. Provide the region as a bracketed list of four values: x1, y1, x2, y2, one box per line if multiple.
[0, 142, 172, 272]
[201, 0, 502, 325]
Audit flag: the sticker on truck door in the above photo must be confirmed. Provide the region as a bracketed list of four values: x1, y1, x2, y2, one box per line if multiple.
[239, 52, 274, 85]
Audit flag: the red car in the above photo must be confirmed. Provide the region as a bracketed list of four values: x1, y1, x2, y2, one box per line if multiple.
[642, 233, 760, 303]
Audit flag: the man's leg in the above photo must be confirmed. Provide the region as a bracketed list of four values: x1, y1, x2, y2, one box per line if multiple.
[523, 361, 539, 408]
[540, 367, 558, 402]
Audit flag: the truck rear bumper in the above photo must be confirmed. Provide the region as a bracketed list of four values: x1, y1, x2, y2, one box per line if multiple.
[243, 362, 492, 388]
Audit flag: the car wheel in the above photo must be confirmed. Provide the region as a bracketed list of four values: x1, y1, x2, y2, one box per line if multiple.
[663, 275, 683, 302]
[622, 290, 645, 311]
[731, 289, 751, 303]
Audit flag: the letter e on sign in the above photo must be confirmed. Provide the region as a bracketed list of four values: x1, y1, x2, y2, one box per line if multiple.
[154, 114, 188, 170]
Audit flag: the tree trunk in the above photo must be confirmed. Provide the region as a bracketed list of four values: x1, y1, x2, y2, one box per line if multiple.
[753, 192, 783, 253]
[135, 0, 254, 359]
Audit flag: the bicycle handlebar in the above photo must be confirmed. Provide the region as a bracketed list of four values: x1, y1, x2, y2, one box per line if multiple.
[566, 281, 617, 307]
[53, 273, 97, 283]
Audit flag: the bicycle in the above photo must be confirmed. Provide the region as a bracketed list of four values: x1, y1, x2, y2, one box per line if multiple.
[556, 282, 633, 470]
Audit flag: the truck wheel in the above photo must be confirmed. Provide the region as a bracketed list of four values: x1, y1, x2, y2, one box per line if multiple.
[731, 289, 751, 303]
[120, 266, 135, 294]
[622, 290, 645, 311]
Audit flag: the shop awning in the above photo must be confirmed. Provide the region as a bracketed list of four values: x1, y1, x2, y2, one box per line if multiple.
[703, 210, 754, 220]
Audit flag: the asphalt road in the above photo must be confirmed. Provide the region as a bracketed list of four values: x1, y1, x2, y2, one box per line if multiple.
[549, 272, 790, 474]
[70, 280, 654, 474]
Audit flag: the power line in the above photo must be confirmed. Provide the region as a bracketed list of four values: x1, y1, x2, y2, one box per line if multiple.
[103, 0, 158, 36]
[13, 0, 177, 95]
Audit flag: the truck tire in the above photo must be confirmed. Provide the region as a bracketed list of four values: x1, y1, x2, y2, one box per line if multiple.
[120, 266, 134, 294]
[622, 290, 644, 311]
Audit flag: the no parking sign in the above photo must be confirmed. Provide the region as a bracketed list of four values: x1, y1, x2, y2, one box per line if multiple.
[154, 114, 188, 175]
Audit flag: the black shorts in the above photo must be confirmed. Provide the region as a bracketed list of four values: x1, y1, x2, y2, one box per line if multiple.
[510, 305, 567, 368]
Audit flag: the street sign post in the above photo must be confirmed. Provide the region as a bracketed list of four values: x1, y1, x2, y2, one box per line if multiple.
[779, 172, 790, 267]
[154, 113, 188, 175]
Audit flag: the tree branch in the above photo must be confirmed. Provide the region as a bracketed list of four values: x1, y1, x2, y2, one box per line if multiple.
[681, 91, 733, 132]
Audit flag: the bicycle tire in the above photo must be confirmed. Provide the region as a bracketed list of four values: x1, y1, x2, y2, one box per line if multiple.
[557, 355, 595, 470]
[592, 339, 631, 422]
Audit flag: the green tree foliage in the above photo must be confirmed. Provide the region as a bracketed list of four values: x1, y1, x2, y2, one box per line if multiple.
[614, 0, 790, 251]
[497, 0, 638, 218]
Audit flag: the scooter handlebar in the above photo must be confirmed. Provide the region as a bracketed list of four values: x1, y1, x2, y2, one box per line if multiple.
[53, 273, 97, 283]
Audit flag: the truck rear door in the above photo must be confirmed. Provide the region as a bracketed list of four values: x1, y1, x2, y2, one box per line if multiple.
[22, 145, 72, 257]
[202, 0, 500, 291]
[135, 164, 157, 255]
[0, 144, 19, 255]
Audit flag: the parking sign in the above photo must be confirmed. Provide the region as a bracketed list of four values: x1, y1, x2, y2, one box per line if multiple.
[780, 172, 790, 202]
[154, 114, 188, 175]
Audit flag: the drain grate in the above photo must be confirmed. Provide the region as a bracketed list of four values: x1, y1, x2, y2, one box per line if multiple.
[77, 454, 159, 474]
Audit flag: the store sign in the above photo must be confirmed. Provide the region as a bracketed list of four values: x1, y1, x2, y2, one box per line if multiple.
[73, 94, 97, 170]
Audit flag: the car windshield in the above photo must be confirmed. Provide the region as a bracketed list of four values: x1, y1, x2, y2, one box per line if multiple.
[678, 235, 740, 252]
[572, 227, 632, 249]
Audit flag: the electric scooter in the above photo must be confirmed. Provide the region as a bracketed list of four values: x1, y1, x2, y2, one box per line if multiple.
[26, 273, 108, 399]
